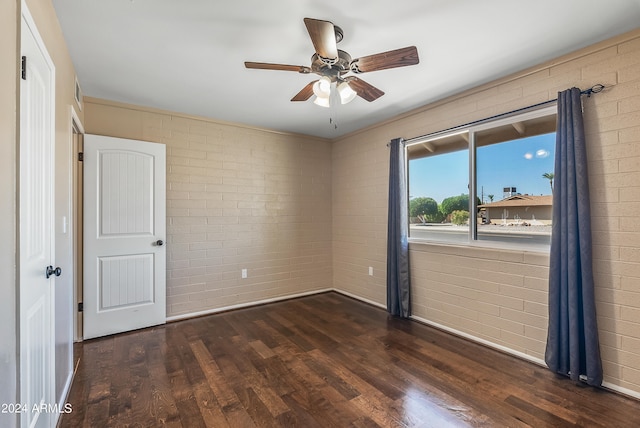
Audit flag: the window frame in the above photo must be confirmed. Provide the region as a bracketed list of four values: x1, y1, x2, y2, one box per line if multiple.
[405, 104, 557, 252]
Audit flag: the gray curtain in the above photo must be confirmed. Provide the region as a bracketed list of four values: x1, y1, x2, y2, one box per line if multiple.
[386, 138, 411, 318]
[545, 88, 603, 386]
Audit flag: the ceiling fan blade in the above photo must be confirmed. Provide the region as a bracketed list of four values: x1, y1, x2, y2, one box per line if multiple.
[345, 77, 385, 102]
[291, 81, 317, 102]
[304, 18, 338, 60]
[244, 62, 311, 74]
[350, 46, 419, 73]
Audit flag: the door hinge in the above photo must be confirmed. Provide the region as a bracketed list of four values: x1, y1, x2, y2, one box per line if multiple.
[78, 302, 83, 312]
[21, 56, 27, 80]
[78, 152, 84, 161]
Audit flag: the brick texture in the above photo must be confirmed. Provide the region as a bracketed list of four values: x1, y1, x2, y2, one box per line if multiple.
[84, 100, 332, 317]
[333, 29, 640, 394]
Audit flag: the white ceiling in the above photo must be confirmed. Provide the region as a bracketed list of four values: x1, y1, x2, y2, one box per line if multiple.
[52, 0, 640, 139]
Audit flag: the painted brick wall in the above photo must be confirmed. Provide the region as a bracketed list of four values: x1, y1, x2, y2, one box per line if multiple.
[332, 29, 640, 396]
[84, 100, 333, 318]
[82, 29, 640, 397]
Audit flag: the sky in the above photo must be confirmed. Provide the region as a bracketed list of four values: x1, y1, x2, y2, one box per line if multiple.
[409, 133, 555, 204]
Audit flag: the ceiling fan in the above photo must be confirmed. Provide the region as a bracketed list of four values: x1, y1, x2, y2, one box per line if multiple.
[244, 18, 419, 106]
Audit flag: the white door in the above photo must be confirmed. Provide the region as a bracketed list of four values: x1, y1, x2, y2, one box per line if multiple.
[19, 6, 56, 428]
[83, 134, 166, 339]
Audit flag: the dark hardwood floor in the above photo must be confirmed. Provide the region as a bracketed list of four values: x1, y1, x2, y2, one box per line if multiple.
[61, 292, 640, 427]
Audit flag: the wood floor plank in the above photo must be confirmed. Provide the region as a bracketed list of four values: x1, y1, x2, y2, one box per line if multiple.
[253, 313, 384, 425]
[60, 292, 640, 427]
[221, 335, 291, 417]
[333, 338, 483, 426]
[388, 340, 533, 427]
[279, 353, 368, 425]
[235, 387, 280, 428]
[189, 381, 230, 428]
[249, 339, 277, 359]
[190, 340, 240, 409]
[190, 340, 257, 426]
[306, 348, 408, 426]
[279, 394, 327, 428]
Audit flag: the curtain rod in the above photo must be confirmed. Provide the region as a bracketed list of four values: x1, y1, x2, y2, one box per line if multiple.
[391, 84, 606, 147]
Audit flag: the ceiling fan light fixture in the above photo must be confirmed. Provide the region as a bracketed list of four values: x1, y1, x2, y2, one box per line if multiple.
[312, 76, 331, 98]
[337, 81, 357, 104]
[313, 95, 330, 108]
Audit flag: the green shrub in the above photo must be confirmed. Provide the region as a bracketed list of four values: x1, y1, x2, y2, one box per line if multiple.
[409, 197, 439, 222]
[450, 210, 470, 225]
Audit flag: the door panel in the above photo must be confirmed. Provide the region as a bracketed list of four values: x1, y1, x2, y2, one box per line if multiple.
[83, 134, 166, 340]
[20, 6, 55, 428]
[99, 254, 154, 309]
[99, 150, 153, 235]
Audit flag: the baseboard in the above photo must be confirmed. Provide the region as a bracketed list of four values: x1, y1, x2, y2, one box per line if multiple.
[168, 287, 545, 366]
[331, 288, 386, 310]
[332, 289, 546, 370]
[330, 290, 546, 367]
[54, 368, 74, 427]
[165, 288, 333, 322]
[409, 315, 640, 401]
[408, 314, 547, 367]
[166, 287, 387, 322]
[601, 381, 640, 401]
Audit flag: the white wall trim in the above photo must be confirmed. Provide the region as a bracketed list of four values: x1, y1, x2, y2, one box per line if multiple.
[69, 105, 82, 344]
[332, 288, 386, 310]
[57, 370, 73, 409]
[165, 288, 333, 322]
[602, 381, 640, 401]
[408, 314, 547, 367]
[70, 105, 84, 134]
[166, 288, 387, 323]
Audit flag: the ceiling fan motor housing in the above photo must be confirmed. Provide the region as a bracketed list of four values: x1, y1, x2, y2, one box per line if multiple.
[311, 49, 352, 82]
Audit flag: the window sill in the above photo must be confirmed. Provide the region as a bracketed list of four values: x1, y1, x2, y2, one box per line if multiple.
[408, 237, 550, 254]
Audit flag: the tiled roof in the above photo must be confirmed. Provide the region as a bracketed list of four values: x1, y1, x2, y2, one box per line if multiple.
[478, 195, 553, 208]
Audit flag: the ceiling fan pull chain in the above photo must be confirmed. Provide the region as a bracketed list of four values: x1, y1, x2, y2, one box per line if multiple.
[330, 84, 340, 130]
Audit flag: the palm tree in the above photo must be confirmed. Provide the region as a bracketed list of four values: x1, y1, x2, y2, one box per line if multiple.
[488, 194, 494, 202]
[542, 172, 554, 194]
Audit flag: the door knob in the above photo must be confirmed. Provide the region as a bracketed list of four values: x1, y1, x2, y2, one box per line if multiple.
[155, 239, 164, 246]
[45, 265, 62, 279]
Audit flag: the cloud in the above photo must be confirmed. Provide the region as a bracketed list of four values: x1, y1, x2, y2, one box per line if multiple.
[524, 152, 533, 160]
[536, 149, 549, 158]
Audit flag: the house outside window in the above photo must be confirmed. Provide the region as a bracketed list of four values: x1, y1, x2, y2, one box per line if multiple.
[407, 105, 556, 251]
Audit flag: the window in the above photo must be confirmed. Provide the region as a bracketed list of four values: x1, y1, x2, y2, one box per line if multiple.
[407, 106, 556, 250]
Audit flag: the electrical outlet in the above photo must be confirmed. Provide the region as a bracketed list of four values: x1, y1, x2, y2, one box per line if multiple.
[368, 266, 373, 276]
[242, 268, 247, 279]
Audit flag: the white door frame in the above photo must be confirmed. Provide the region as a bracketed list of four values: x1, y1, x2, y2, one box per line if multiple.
[70, 106, 84, 343]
